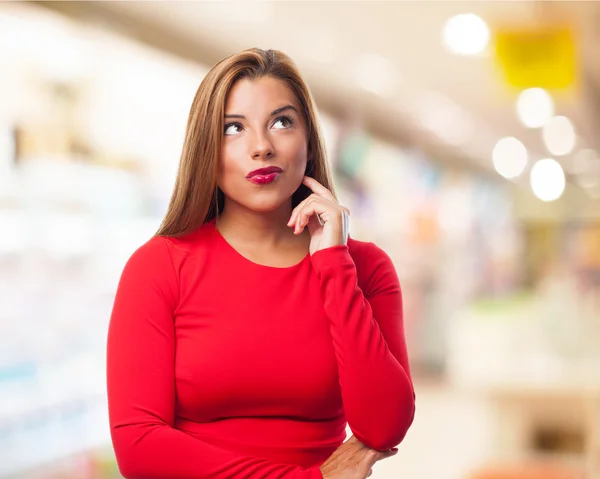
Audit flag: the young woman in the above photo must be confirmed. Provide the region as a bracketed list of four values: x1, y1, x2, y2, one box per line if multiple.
[106, 48, 415, 479]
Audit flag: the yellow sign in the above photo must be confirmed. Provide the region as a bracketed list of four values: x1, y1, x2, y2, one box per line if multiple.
[494, 26, 577, 90]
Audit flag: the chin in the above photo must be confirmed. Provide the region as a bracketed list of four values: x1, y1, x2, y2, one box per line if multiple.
[244, 197, 288, 213]
[223, 181, 299, 213]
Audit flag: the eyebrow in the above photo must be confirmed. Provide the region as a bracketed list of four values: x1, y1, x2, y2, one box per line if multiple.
[224, 104, 298, 120]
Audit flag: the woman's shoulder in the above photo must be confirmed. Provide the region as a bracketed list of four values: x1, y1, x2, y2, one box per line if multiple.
[127, 221, 216, 271]
[159, 220, 215, 252]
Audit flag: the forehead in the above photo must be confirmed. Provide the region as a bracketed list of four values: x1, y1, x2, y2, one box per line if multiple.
[225, 76, 300, 113]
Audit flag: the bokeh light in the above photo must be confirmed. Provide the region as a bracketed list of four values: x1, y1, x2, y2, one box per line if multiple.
[543, 116, 576, 156]
[442, 13, 490, 56]
[530, 158, 566, 201]
[516, 88, 555, 128]
[492, 136, 528, 179]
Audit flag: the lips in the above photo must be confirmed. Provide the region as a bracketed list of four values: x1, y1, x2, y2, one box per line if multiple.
[246, 166, 283, 178]
[246, 166, 283, 185]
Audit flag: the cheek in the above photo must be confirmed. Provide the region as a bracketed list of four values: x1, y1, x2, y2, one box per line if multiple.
[218, 143, 244, 184]
[282, 135, 308, 175]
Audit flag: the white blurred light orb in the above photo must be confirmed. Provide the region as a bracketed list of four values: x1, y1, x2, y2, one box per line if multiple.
[516, 88, 554, 128]
[442, 14, 490, 56]
[543, 116, 576, 156]
[492, 137, 528, 179]
[530, 158, 565, 202]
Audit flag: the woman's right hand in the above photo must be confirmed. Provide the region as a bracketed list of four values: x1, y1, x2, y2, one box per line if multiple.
[319, 435, 398, 479]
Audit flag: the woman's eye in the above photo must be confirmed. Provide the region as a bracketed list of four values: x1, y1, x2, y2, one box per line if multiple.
[273, 116, 293, 129]
[224, 123, 243, 135]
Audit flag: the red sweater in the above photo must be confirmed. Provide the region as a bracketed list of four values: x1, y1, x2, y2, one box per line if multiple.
[106, 219, 415, 479]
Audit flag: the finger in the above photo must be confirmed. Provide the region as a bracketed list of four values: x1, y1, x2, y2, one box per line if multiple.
[361, 450, 379, 476]
[287, 204, 302, 227]
[292, 197, 314, 232]
[302, 177, 350, 217]
[295, 200, 328, 234]
[299, 205, 346, 234]
[288, 194, 348, 230]
[295, 196, 331, 232]
[287, 194, 315, 227]
[342, 435, 362, 451]
[362, 447, 398, 472]
[288, 193, 324, 227]
[297, 199, 343, 233]
[348, 435, 367, 448]
[367, 469, 373, 477]
[302, 176, 336, 202]
[373, 448, 398, 463]
[381, 448, 398, 458]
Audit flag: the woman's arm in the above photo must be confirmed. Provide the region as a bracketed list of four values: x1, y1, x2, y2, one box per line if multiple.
[310, 242, 416, 452]
[107, 237, 322, 479]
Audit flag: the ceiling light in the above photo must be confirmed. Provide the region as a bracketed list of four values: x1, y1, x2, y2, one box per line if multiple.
[492, 137, 528, 179]
[516, 88, 554, 128]
[442, 14, 490, 56]
[530, 158, 565, 202]
[543, 116, 576, 156]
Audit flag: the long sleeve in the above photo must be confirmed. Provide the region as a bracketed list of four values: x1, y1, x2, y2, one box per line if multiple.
[310, 243, 416, 451]
[106, 237, 323, 479]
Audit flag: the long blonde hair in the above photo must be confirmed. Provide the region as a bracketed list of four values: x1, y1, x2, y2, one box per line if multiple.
[155, 48, 336, 237]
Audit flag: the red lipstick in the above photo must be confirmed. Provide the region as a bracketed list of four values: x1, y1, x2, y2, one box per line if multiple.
[246, 166, 282, 185]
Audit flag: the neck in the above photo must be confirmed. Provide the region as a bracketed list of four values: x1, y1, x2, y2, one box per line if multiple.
[214, 198, 296, 247]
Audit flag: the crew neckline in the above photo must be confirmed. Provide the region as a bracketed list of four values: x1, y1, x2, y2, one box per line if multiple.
[209, 219, 311, 271]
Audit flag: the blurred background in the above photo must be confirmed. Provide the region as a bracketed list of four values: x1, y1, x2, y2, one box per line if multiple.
[1, 1, 599, 478]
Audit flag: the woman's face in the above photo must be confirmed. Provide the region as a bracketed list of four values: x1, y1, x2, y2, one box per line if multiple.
[218, 75, 308, 214]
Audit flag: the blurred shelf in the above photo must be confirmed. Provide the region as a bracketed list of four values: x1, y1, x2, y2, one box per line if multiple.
[0, 394, 110, 477]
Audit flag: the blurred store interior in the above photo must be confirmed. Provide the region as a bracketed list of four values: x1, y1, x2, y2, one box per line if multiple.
[1, 1, 599, 478]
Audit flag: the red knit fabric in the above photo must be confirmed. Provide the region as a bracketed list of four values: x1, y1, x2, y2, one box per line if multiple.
[107, 219, 415, 478]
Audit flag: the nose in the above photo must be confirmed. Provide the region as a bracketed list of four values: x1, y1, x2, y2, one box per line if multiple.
[250, 131, 274, 160]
